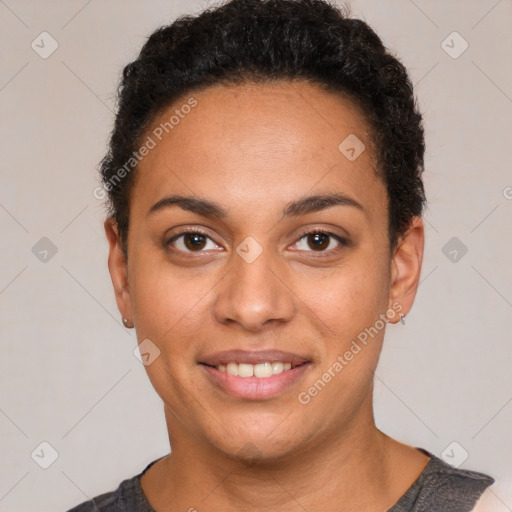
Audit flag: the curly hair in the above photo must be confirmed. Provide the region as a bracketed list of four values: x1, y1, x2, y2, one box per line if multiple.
[100, 0, 426, 257]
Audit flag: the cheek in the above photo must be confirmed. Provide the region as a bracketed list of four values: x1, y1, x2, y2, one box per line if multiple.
[129, 252, 210, 340]
[297, 255, 390, 338]
[128, 263, 209, 414]
[297, 253, 390, 405]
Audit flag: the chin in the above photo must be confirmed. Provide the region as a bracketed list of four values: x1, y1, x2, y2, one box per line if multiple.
[201, 413, 304, 464]
[220, 437, 298, 466]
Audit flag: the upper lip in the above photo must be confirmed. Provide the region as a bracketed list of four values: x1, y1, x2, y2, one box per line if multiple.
[199, 349, 310, 367]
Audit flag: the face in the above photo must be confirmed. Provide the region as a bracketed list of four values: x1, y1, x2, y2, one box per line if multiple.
[106, 81, 424, 462]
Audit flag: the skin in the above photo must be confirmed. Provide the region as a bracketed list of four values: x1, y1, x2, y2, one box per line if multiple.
[105, 80, 428, 511]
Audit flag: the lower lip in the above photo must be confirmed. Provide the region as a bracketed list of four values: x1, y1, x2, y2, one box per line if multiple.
[200, 363, 311, 400]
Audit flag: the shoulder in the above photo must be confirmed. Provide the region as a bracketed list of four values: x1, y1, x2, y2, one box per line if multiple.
[64, 475, 141, 512]
[66, 488, 118, 511]
[424, 455, 494, 494]
[391, 449, 495, 512]
[64, 457, 164, 512]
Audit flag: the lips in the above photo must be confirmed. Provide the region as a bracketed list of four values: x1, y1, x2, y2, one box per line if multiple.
[198, 349, 311, 400]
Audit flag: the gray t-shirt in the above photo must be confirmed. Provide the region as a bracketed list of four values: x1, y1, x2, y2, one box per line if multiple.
[66, 448, 494, 512]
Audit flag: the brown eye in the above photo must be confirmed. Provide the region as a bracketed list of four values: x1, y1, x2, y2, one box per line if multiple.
[307, 232, 330, 251]
[183, 233, 207, 251]
[167, 229, 220, 253]
[294, 230, 347, 254]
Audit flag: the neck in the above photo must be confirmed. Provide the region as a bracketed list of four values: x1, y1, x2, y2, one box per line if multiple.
[141, 399, 419, 511]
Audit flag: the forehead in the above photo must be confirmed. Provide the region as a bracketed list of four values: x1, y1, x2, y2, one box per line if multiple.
[131, 80, 386, 222]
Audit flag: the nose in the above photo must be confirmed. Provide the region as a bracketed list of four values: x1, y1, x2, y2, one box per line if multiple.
[213, 242, 296, 332]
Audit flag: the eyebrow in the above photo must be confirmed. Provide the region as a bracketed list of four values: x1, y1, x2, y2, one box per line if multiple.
[147, 192, 364, 219]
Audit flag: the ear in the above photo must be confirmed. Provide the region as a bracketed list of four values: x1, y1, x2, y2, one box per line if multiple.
[387, 216, 424, 324]
[104, 217, 133, 324]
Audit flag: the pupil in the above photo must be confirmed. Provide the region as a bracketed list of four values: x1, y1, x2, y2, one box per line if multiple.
[310, 233, 328, 251]
[185, 233, 206, 250]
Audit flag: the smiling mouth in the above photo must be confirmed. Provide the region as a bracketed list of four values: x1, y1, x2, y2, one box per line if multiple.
[198, 349, 311, 399]
[202, 361, 306, 378]
[199, 350, 311, 399]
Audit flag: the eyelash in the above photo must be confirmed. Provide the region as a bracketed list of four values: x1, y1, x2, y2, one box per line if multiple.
[166, 227, 349, 256]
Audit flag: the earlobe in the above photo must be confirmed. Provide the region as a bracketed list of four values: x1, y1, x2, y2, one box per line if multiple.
[387, 216, 424, 324]
[104, 217, 133, 326]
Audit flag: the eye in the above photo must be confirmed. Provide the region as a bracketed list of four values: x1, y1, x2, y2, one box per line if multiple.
[166, 228, 221, 253]
[166, 227, 348, 255]
[292, 229, 348, 254]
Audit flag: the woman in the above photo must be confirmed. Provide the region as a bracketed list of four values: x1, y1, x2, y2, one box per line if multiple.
[68, 0, 494, 510]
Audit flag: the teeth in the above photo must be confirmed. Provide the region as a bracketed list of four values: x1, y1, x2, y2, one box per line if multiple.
[272, 362, 283, 374]
[226, 363, 239, 376]
[216, 361, 296, 377]
[254, 362, 273, 378]
[238, 363, 253, 377]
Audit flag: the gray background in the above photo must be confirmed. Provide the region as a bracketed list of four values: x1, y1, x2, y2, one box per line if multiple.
[0, 0, 511, 510]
